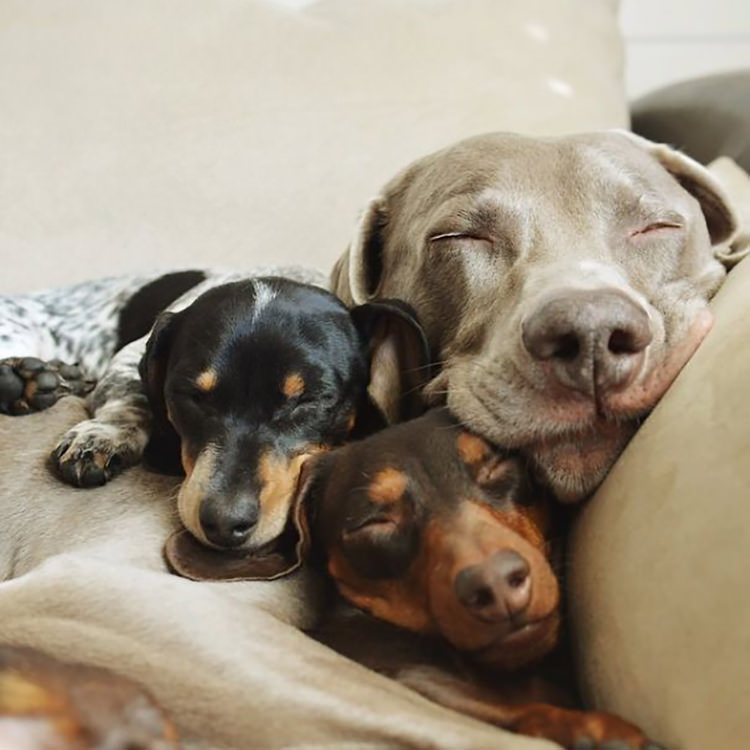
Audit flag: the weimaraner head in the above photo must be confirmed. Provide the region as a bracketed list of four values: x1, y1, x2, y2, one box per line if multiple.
[331, 131, 738, 501]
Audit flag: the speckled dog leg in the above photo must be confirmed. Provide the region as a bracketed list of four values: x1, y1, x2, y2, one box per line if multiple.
[52, 340, 151, 487]
[0, 357, 95, 415]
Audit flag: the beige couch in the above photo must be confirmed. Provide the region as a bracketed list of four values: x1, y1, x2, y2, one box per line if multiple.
[1, 2, 748, 749]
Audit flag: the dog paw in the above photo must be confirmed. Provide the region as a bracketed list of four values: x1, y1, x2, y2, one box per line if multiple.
[52, 420, 143, 487]
[514, 706, 664, 750]
[0, 357, 95, 415]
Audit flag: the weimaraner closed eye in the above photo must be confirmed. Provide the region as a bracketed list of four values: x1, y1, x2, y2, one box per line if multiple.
[331, 131, 738, 501]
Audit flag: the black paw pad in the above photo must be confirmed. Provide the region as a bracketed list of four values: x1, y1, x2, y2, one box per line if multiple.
[0, 364, 24, 405]
[0, 358, 95, 415]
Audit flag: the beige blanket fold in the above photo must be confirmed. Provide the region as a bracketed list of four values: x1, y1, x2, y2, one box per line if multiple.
[0, 398, 553, 750]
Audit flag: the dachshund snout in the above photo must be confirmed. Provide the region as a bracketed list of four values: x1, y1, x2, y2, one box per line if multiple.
[198, 495, 259, 549]
[522, 288, 652, 398]
[454, 550, 532, 624]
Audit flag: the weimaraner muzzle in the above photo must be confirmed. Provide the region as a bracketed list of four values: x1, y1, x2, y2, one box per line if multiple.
[332, 131, 738, 501]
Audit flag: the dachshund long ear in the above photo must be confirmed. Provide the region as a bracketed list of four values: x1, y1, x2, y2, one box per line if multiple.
[350, 299, 432, 426]
[138, 311, 182, 474]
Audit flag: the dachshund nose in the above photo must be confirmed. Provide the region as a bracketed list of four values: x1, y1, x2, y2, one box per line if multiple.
[522, 289, 652, 398]
[455, 550, 532, 623]
[199, 496, 258, 549]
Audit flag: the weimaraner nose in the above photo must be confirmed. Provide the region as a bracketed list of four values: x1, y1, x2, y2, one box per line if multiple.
[522, 289, 652, 397]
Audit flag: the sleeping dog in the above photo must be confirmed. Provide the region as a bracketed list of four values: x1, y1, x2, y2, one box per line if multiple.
[0, 269, 429, 552]
[302, 410, 664, 750]
[332, 131, 740, 501]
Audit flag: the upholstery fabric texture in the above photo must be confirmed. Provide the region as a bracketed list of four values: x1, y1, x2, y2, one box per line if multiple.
[569, 255, 750, 750]
[0, 0, 626, 293]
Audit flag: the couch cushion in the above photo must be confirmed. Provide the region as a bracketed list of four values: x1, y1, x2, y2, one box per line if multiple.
[0, 0, 626, 293]
[569, 256, 750, 750]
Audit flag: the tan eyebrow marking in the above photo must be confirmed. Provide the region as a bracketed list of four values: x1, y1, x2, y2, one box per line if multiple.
[369, 467, 407, 504]
[196, 369, 218, 392]
[456, 431, 491, 466]
[282, 373, 305, 399]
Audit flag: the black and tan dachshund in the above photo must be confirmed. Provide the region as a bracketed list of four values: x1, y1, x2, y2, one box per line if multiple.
[300, 409, 664, 750]
[138, 278, 430, 553]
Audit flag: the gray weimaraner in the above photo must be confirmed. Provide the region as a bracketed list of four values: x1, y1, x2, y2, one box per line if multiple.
[332, 131, 738, 501]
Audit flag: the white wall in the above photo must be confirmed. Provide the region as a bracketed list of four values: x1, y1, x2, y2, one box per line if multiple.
[621, 0, 750, 97]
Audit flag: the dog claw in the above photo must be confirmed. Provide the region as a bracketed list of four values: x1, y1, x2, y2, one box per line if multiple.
[57, 447, 116, 488]
[0, 357, 95, 415]
[53, 438, 72, 463]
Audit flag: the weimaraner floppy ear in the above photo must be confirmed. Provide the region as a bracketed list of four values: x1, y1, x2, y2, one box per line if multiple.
[331, 196, 388, 306]
[350, 299, 432, 426]
[619, 131, 739, 247]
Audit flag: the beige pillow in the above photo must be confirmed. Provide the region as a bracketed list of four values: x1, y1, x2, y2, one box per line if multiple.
[0, 0, 626, 293]
[569, 256, 750, 750]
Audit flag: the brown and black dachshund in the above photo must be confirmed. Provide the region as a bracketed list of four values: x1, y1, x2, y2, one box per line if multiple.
[301, 409, 664, 750]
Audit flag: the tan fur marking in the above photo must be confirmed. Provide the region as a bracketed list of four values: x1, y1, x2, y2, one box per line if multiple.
[369, 467, 407, 504]
[177, 445, 217, 546]
[327, 549, 433, 635]
[255, 446, 327, 548]
[196, 369, 218, 392]
[282, 373, 305, 399]
[456, 432, 491, 466]
[180, 444, 195, 477]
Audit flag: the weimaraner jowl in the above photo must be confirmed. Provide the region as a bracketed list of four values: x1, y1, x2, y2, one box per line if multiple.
[332, 131, 738, 501]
